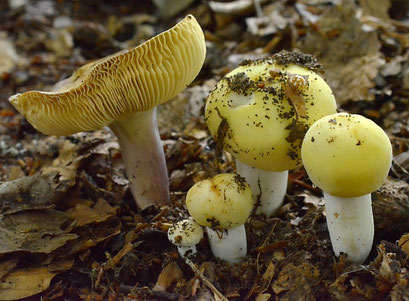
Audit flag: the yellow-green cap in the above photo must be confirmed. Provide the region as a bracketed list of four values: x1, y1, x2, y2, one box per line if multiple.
[9, 15, 206, 136]
[205, 55, 337, 172]
[301, 113, 392, 197]
[185, 173, 253, 229]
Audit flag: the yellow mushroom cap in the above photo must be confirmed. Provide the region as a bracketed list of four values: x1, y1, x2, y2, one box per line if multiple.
[301, 113, 392, 197]
[205, 55, 337, 171]
[185, 173, 253, 229]
[167, 219, 204, 247]
[9, 15, 206, 136]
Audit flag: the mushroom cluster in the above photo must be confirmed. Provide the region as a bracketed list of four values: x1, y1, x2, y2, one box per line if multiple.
[9, 15, 206, 209]
[9, 16, 393, 267]
[205, 52, 337, 217]
[301, 113, 392, 263]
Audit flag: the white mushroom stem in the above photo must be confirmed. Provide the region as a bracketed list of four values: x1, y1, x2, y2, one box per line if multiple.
[206, 225, 247, 263]
[109, 108, 169, 208]
[324, 192, 374, 264]
[236, 159, 288, 217]
[177, 245, 197, 258]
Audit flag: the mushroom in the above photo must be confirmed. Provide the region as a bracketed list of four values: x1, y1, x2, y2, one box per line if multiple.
[205, 52, 337, 217]
[185, 173, 253, 263]
[9, 15, 206, 209]
[301, 113, 392, 263]
[167, 218, 204, 258]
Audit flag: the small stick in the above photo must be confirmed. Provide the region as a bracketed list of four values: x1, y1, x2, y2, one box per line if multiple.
[185, 259, 229, 301]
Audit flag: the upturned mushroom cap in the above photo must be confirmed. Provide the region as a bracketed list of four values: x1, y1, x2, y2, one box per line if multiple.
[9, 15, 206, 136]
[301, 113, 392, 197]
[185, 173, 253, 229]
[167, 219, 204, 248]
[205, 53, 337, 171]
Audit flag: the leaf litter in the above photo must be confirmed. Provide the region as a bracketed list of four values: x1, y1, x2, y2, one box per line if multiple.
[1, 0, 409, 299]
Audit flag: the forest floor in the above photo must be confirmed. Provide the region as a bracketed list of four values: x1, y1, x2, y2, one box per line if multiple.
[0, 0, 409, 300]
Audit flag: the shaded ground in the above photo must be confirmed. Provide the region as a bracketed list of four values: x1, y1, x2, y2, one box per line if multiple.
[0, 0, 409, 300]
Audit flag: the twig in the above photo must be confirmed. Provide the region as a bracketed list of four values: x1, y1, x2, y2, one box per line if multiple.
[185, 259, 229, 301]
[256, 220, 278, 274]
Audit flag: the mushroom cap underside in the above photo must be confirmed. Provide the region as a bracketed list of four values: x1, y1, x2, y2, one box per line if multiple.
[301, 113, 392, 197]
[9, 15, 206, 136]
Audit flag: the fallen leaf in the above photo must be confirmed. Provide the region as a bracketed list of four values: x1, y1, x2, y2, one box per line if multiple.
[299, 1, 383, 104]
[300, 191, 324, 208]
[66, 198, 117, 227]
[0, 172, 63, 215]
[398, 234, 409, 257]
[255, 293, 271, 301]
[0, 258, 18, 280]
[153, 262, 183, 292]
[373, 178, 409, 238]
[272, 262, 320, 297]
[0, 266, 56, 300]
[55, 219, 121, 257]
[0, 209, 77, 254]
[0, 32, 20, 75]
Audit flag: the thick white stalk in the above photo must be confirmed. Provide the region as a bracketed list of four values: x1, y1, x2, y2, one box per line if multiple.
[236, 159, 288, 217]
[206, 225, 247, 263]
[109, 108, 169, 208]
[324, 192, 374, 264]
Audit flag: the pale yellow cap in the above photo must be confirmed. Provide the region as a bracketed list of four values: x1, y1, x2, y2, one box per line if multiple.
[205, 54, 337, 172]
[301, 113, 392, 197]
[9, 15, 206, 136]
[185, 173, 253, 229]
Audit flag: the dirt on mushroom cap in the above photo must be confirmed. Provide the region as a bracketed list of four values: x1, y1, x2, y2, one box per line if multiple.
[185, 173, 254, 229]
[205, 54, 337, 172]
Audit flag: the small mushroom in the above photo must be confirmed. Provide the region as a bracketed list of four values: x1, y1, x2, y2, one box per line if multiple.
[9, 15, 206, 209]
[185, 173, 254, 263]
[205, 53, 337, 217]
[167, 218, 204, 258]
[301, 113, 392, 263]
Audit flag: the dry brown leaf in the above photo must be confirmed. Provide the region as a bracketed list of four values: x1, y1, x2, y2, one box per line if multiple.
[300, 191, 324, 208]
[8, 166, 25, 181]
[40, 130, 118, 183]
[325, 54, 384, 103]
[103, 242, 134, 271]
[359, 0, 391, 19]
[56, 219, 121, 257]
[261, 261, 275, 287]
[373, 178, 409, 238]
[67, 198, 117, 227]
[246, 2, 292, 36]
[398, 234, 409, 256]
[0, 209, 77, 254]
[0, 32, 20, 76]
[0, 266, 56, 300]
[272, 262, 320, 297]
[0, 258, 18, 280]
[153, 262, 183, 292]
[299, 0, 383, 104]
[41, 139, 87, 182]
[0, 172, 63, 215]
[255, 293, 271, 301]
[252, 262, 276, 300]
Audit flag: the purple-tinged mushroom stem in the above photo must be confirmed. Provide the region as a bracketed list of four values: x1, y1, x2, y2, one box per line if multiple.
[109, 108, 169, 208]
